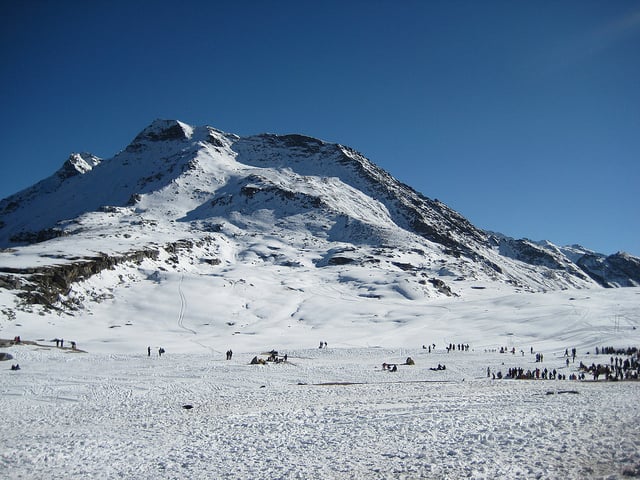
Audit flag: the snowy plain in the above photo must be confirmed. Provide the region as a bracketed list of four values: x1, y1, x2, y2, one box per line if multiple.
[2, 286, 639, 479]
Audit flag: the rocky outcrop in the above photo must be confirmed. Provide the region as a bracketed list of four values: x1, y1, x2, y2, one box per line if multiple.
[492, 233, 638, 288]
[56, 153, 101, 180]
[125, 119, 192, 152]
[428, 278, 455, 296]
[0, 249, 160, 309]
[577, 252, 640, 287]
[9, 228, 67, 244]
[0, 236, 222, 311]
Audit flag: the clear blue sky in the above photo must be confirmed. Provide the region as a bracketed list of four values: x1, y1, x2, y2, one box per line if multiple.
[1, 1, 639, 256]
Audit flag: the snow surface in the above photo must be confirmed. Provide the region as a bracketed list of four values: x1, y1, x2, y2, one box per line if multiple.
[1, 287, 639, 479]
[1, 120, 639, 478]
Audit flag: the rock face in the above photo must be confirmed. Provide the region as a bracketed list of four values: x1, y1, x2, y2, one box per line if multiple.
[577, 252, 640, 288]
[0, 249, 159, 309]
[0, 238, 213, 310]
[57, 153, 101, 180]
[125, 119, 193, 151]
[0, 119, 638, 314]
[491, 234, 640, 288]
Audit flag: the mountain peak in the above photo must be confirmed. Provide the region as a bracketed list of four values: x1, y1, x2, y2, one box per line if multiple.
[56, 152, 102, 180]
[128, 119, 194, 147]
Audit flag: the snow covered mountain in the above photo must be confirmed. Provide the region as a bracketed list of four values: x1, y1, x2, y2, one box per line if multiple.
[3, 120, 639, 478]
[0, 119, 638, 322]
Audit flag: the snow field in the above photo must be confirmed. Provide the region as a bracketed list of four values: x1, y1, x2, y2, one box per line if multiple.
[1, 345, 639, 479]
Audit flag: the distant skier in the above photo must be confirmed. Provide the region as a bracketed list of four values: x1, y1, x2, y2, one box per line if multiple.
[148, 346, 151, 357]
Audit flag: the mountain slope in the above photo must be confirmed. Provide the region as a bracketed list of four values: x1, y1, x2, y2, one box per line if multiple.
[0, 120, 638, 329]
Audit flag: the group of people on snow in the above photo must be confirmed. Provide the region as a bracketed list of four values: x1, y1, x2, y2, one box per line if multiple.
[486, 345, 639, 382]
[578, 352, 639, 381]
[446, 343, 469, 352]
[250, 350, 288, 365]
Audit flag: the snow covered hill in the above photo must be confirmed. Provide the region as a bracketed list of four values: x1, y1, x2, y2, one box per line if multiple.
[0, 119, 638, 352]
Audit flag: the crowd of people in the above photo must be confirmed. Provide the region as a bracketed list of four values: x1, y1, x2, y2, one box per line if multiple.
[447, 343, 470, 352]
[595, 346, 638, 356]
[578, 352, 639, 380]
[421, 343, 471, 353]
[5, 333, 638, 386]
[241, 341, 639, 383]
[486, 345, 639, 382]
[490, 366, 584, 381]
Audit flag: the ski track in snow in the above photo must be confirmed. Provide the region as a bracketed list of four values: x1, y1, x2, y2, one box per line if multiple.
[1, 346, 639, 479]
[177, 274, 196, 335]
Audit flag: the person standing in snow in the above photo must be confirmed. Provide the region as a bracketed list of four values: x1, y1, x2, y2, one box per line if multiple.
[148, 346, 151, 357]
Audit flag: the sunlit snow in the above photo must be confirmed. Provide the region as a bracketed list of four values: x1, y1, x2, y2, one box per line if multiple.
[1, 120, 639, 478]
